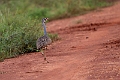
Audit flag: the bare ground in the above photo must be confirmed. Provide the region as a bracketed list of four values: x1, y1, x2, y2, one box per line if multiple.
[0, 1, 120, 80]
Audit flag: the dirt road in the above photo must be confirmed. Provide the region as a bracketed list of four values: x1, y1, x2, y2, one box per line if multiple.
[0, 1, 120, 80]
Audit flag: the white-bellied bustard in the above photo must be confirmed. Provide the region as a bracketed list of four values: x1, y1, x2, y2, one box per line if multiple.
[36, 18, 52, 63]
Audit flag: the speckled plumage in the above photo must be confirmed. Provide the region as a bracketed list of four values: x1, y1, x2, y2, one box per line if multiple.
[36, 18, 51, 50]
[36, 35, 52, 50]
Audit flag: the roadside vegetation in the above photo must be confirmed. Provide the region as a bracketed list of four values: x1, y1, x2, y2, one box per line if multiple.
[0, 0, 115, 61]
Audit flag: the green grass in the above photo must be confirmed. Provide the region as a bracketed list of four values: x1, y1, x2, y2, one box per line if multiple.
[0, 0, 115, 61]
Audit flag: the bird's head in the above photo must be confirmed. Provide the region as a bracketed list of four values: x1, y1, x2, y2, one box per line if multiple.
[42, 18, 48, 23]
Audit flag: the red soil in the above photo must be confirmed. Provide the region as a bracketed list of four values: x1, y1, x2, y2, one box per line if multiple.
[0, 1, 120, 80]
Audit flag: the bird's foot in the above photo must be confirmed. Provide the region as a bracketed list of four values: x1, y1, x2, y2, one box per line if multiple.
[46, 61, 49, 63]
[44, 58, 49, 63]
[42, 60, 49, 64]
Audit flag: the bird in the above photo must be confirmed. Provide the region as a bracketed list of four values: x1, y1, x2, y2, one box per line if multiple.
[36, 18, 52, 63]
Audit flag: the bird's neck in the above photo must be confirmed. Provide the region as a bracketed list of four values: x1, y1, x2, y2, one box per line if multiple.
[42, 23, 47, 35]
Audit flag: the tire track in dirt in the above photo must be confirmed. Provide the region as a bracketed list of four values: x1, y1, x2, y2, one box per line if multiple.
[49, 21, 120, 34]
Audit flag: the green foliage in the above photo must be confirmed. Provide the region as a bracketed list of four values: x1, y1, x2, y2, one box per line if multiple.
[0, 8, 57, 61]
[28, 8, 50, 19]
[59, 0, 113, 17]
[1, 11, 34, 58]
[0, 0, 114, 61]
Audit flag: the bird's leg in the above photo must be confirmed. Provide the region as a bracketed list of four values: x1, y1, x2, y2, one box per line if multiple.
[41, 49, 44, 56]
[44, 53, 49, 63]
[41, 49, 49, 63]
